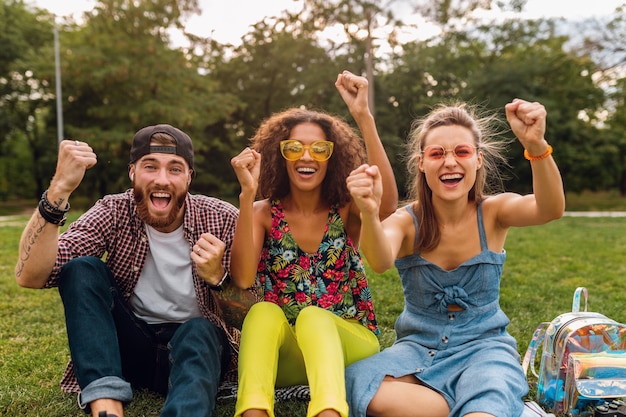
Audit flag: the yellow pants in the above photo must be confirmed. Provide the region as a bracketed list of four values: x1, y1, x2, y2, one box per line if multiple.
[234, 302, 380, 417]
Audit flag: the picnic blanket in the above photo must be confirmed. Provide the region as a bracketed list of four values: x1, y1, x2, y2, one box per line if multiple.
[216, 382, 554, 417]
[216, 382, 310, 402]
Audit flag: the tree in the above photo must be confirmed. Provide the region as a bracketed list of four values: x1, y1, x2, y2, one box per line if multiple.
[380, 16, 609, 195]
[206, 17, 345, 149]
[579, 5, 626, 76]
[297, 0, 405, 115]
[605, 77, 626, 195]
[48, 0, 240, 199]
[0, 0, 57, 200]
[3, 0, 625, 201]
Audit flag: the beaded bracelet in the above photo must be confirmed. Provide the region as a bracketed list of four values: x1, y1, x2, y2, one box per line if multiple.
[40, 190, 70, 214]
[38, 199, 67, 226]
[38, 190, 70, 226]
[524, 145, 553, 161]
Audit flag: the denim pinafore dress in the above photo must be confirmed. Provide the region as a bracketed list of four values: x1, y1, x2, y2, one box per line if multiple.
[346, 203, 528, 417]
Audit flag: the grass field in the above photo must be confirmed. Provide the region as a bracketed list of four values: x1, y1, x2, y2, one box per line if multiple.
[1, 210, 626, 416]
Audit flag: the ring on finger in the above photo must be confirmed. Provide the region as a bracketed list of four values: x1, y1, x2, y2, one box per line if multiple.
[75, 140, 80, 146]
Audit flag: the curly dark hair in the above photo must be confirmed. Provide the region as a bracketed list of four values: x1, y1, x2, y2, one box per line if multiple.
[250, 108, 366, 207]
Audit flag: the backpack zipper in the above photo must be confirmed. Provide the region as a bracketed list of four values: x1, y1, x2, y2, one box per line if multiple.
[550, 313, 615, 369]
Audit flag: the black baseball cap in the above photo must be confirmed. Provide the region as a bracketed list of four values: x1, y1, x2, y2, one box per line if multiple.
[130, 124, 194, 172]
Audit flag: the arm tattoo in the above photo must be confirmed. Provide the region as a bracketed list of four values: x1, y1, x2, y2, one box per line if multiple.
[15, 214, 49, 278]
[50, 196, 67, 210]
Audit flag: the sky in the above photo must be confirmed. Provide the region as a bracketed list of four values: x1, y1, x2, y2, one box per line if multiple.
[33, 0, 625, 46]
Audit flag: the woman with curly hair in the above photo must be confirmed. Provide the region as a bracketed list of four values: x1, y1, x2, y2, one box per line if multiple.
[229, 70, 398, 417]
[345, 99, 565, 417]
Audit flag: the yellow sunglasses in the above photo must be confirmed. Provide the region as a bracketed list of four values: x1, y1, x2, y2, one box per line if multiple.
[280, 140, 334, 162]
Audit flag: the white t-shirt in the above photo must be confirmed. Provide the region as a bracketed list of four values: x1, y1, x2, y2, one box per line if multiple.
[130, 224, 202, 324]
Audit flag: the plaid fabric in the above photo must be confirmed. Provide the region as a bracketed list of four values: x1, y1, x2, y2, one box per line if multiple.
[216, 382, 310, 403]
[45, 189, 254, 393]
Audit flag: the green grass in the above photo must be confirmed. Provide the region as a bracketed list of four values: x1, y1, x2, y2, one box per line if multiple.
[2, 212, 626, 416]
[565, 190, 626, 212]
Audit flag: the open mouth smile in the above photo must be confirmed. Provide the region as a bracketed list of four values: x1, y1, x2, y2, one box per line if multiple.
[296, 166, 317, 177]
[440, 173, 464, 186]
[150, 192, 172, 210]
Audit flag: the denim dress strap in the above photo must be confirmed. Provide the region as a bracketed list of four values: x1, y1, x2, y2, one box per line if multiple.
[476, 203, 487, 251]
[403, 205, 419, 247]
[404, 202, 487, 250]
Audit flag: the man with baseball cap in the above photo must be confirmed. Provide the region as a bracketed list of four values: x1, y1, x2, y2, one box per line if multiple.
[15, 124, 255, 417]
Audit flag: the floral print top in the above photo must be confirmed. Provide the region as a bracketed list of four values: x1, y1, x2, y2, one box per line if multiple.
[257, 200, 379, 336]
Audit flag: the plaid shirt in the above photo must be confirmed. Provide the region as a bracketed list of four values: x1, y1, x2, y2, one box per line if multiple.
[45, 189, 248, 392]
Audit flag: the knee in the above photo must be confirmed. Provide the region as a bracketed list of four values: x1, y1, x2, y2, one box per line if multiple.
[169, 318, 226, 378]
[295, 305, 329, 329]
[58, 256, 110, 294]
[171, 318, 226, 359]
[242, 301, 285, 329]
[248, 301, 283, 317]
[175, 318, 222, 346]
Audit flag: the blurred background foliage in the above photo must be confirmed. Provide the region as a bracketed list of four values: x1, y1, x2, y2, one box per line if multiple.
[1, 0, 626, 207]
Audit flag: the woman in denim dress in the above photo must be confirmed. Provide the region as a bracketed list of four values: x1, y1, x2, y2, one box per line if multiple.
[345, 99, 565, 417]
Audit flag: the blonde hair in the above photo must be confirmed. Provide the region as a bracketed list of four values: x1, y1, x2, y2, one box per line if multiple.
[405, 103, 510, 252]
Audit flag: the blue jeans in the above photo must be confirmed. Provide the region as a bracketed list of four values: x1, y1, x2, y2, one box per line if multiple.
[58, 256, 228, 417]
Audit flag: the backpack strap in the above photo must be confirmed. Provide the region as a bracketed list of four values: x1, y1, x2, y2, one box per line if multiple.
[522, 321, 549, 378]
[572, 287, 588, 312]
[523, 288, 590, 379]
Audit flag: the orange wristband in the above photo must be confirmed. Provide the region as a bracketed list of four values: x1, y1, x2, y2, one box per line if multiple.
[524, 145, 553, 161]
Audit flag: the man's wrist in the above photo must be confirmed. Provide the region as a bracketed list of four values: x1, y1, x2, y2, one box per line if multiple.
[41, 190, 70, 213]
[208, 269, 229, 291]
[38, 190, 70, 226]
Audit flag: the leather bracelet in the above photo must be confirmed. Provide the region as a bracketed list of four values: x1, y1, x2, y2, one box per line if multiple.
[208, 269, 229, 291]
[37, 199, 67, 226]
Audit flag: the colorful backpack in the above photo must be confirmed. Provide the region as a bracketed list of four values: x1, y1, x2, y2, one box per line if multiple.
[522, 287, 626, 415]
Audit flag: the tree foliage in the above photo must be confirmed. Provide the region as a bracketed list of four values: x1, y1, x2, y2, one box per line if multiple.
[1, 0, 625, 203]
[45, 0, 239, 198]
[0, 0, 58, 199]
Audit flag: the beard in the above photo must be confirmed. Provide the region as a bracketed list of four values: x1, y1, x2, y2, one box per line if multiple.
[133, 183, 187, 229]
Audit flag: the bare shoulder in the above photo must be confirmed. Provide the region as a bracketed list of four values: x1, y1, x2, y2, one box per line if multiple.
[252, 198, 271, 213]
[389, 204, 415, 224]
[480, 193, 523, 229]
[391, 205, 417, 258]
[252, 199, 273, 228]
[252, 199, 272, 223]
[481, 193, 523, 211]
